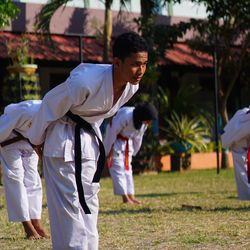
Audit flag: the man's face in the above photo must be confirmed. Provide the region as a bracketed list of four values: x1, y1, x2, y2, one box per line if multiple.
[115, 52, 148, 85]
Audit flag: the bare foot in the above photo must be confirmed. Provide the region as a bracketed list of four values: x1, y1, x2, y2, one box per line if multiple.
[22, 221, 41, 240]
[122, 195, 134, 204]
[31, 219, 50, 238]
[34, 227, 50, 239]
[131, 198, 142, 204]
[27, 234, 41, 240]
[123, 199, 134, 204]
[128, 195, 142, 204]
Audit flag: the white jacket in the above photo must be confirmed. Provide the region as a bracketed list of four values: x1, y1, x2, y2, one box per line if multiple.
[0, 100, 41, 143]
[27, 63, 139, 161]
[103, 107, 147, 158]
[221, 108, 250, 148]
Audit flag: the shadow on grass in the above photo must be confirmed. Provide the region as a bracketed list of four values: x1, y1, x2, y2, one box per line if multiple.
[207, 206, 250, 212]
[100, 207, 153, 215]
[0, 236, 24, 240]
[227, 195, 238, 199]
[175, 206, 250, 212]
[100, 204, 250, 215]
[136, 191, 202, 198]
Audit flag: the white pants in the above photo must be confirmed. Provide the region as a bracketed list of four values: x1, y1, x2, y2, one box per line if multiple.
[109, 154, 134, 196]
[43, 156, 100, 250]
[0, 141, 42, 222]
[232, 147, 250, 200]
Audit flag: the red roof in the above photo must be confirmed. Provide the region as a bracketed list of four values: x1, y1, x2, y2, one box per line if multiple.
[0, 31, 212, 67]
[164, 43, 213, 68]
[0, 31, 103, 62]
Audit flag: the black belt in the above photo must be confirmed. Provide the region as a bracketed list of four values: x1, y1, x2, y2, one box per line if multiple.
[0, 130, 30, 147]
[66, 111, 106, 214]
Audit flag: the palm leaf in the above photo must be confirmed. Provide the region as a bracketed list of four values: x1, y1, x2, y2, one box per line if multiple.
[161, 111, 211, 152]
[35, 0, 70, 33]
[157, 86, 169, 105]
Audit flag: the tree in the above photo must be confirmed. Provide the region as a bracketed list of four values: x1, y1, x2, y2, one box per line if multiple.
[102, 0, 130, 63]
[103, 0, 113, 63]
[134, 0, 187, 100]
[132, 0, 192, 172]
[35, 0, 129, 63]
[138, 0, 250, 168]
[0, 0, 20, 28]
[184, 0, 250, 168]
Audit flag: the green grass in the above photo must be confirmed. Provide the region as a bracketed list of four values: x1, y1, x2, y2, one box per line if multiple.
[1, 168, 250, 249]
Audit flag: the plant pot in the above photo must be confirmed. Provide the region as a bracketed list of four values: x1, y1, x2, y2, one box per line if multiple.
[182, 153, 191, 170]
[170, 154, 182, 171]
[7, 64, 38, 76]
[170, 153, 191, 172]
[154, 155, 163, 173]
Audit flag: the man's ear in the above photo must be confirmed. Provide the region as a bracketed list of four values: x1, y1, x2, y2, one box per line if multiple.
[113, 57, 121, 68]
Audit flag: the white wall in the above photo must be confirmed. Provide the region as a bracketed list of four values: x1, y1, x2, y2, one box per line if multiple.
[173, 0, 207, 18]
[13, 0, 208, 18]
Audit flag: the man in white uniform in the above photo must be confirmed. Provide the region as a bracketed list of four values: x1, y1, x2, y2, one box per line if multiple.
[27, 32, 149, 249]
[221, 107, 250, 200]
[0, 100, 48, 239]
[103, 103, 158, 204]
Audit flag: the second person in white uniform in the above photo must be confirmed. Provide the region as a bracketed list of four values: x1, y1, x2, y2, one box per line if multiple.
[0, 100, 48, 239]
[104, 102, 158, 204]
[221, 107, 250, 200]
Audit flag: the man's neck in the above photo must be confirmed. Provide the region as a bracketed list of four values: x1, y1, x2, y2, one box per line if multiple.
[112, 66, 126, 104]
[112, 65, 126, 92]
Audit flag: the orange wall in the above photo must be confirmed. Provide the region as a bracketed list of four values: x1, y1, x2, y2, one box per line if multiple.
[161, 152, 233, 171]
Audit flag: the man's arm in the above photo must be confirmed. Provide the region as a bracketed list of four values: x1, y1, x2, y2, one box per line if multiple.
[27, 81, 74, 145]
[27, 70, 90, 145]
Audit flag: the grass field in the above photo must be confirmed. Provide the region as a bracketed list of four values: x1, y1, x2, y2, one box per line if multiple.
[0, 168, 250, 250]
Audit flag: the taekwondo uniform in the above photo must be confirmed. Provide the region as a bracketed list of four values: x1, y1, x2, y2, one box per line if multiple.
[27, 64, 139, 250]
[0, 100, 42, 222]
[221, 108, 250, 200]
[103, 107, 147, 196]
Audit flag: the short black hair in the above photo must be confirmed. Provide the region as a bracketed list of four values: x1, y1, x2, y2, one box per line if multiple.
[112, 32, 148, 61]
[133, 102, 158, 129]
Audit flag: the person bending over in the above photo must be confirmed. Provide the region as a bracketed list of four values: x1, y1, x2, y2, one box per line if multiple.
[27, 32, 149, 249]
[0, 100, 48, 239]
[104, 102, 158, 204]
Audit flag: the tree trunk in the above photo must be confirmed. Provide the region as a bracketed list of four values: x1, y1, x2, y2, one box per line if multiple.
[220, 95, 230, 168]
[220, 97, 229, 168]
[103, 0, 113, 63]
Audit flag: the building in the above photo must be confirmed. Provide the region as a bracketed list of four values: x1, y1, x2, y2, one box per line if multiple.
[1, 0, 245, 116]
[0, 0, 213, 95]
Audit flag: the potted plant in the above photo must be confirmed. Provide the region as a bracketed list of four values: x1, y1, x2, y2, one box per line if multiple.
[6, 35, 37, 75]
[161, 112, 211, 171]
[3, 34, 40, 104]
